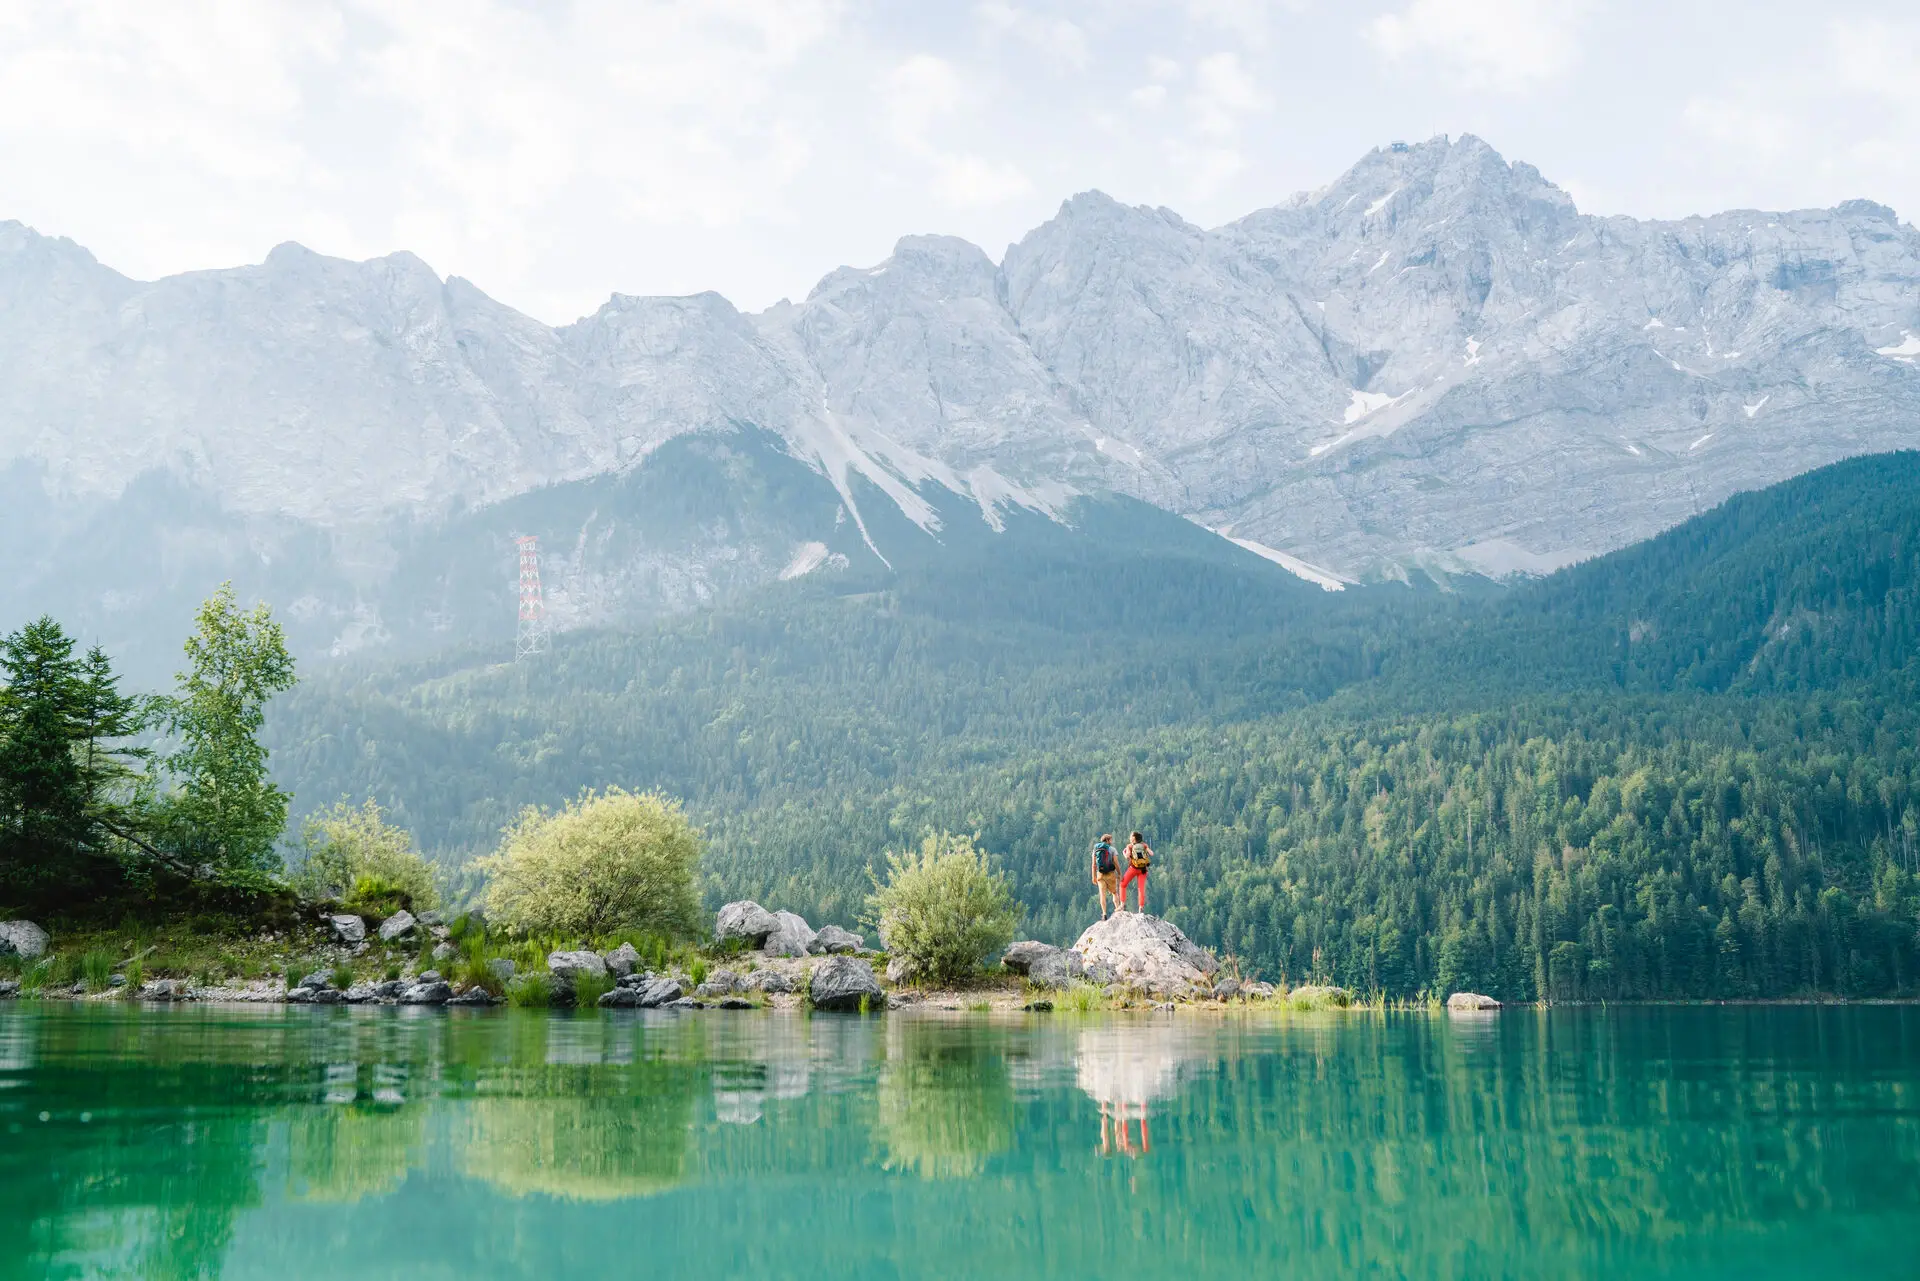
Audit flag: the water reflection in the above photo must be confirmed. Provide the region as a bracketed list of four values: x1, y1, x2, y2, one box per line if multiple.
[1074, 1022, 1211, 1158]
[1, 1005, 1919, 1280]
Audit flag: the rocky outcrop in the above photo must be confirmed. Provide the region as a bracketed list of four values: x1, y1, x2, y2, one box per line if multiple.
[1212, 978, 1242, 1000]
[0, 920, 49, 960]
[1001, 941, 1056, 975]
[326, 914, 365, 945]
[600, 976, 683, 1008]
[138, 979, 193, 1001]
[808, 956, 884, 1011]
[603, 942, 642, 977]
[1447, 991, 1501, 1011]
[764, 911, 818, 958]
[376, 910, 417, 943]
[1071, 913, 1220, 996]
[814, 925, 863, 954]
[696, 968, 745, 998]
[547, 950, 608, 982]
[716, 901, 780, 947]
[1029, 949, 1086, 990]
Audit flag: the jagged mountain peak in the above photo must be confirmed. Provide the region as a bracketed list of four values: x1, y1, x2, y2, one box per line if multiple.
[3, 137, 1917, 664]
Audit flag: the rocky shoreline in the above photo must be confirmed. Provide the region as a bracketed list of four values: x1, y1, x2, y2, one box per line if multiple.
[2, 906, 1492, 1013]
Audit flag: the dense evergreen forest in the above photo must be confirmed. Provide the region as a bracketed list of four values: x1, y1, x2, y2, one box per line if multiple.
[266, 451, 1920, 1000]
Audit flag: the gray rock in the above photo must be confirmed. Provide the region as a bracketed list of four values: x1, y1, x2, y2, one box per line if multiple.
[743, 969, 793, 995]
[138, 979, 193, 1001]
[700, 968, 744, 994]
[0, 920, 49, 960]
[808, 955, 884, 1011]
[285, 986, 315, 1003]
[1071, 913, 1221, 993]
[376, 910, 417, 943]
[1028, 949, 1085, 990]
[1001, 941, 1057, 975]
[418, 910, 445, 926]
[1447, 991, 1501, 1011]
[372, 980, 406, 1000]
[1085, 960, 1116, 985]
[417, 970, 443, 983]
[715, 900, 780, 947]
[603, 942, 642, 977]
[298, 971, 333, 991]
[546, 950, 607, 981]
[431, 942, 455, 962]
[108, 973, 127, 988]
[885, 957, 917, 985]
[400, 980, 453, 1005]
[327, 914, 366, 945]
[598, 986, 646, 1008]
[487, 957, 517, 982]
[311, 987, 348, 1004]
[343, 983, 380, 1003]
[717, 997, 754, 1010]
[814, 925, 863, 954]
[763, 910, 817, 958]
[0, 980, 19, 999]
[667, 997, 702, 1010]
[429, 925, 451, 941]
[1212, 978, 1242, 1000]
[1242, 981, 1276, 1000]
[447, 987, 498, 1006]
[639, 978, 684, 1007]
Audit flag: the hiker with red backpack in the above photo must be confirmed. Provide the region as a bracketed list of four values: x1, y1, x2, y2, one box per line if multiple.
[1091, 833, 1121, 919]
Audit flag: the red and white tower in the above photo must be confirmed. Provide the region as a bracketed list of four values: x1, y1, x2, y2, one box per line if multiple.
[514, 534, 550, 660]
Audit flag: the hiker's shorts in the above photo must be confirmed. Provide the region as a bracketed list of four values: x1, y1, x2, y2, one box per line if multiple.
[1097, 870, 1120, 895]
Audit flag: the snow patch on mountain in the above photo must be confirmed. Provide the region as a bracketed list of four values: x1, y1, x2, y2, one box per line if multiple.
[1215, 532, 1352, 591]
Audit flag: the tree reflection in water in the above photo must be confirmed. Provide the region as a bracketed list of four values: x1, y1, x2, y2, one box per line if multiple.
[874, 1017, 1017, 1179]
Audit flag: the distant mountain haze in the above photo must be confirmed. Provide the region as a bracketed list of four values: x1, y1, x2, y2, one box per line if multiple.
[4, 135, 1917, 671]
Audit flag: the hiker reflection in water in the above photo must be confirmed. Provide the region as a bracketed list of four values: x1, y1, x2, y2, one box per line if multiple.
[1098, 1100, 1151, 1156]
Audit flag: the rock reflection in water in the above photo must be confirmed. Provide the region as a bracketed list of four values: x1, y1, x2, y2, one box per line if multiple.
[1074, 1022, 1211, 1158]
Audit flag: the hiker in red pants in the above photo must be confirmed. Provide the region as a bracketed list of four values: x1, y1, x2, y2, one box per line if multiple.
[1119, 831, 1153, 912]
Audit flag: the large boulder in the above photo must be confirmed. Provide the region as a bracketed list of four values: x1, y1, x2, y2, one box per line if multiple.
[327, 915, 366, 946]
[1071, 913, 1220, 994]
[696, 968, 745, 998]
[1028, 949, 1085, 990]
[637, 977, 683, 1007]
[400, 979, 453, 1005]
[603, 942, 642, 978]
[376, 910, 418, 944]
[139, 979, 193, 1002]
[1448, 991, 1501, 1011]
[0, 920, 49, 960]
[814, 925, 863, 954]
[884, 956, 917, 985]
[715, 901, 780, 947]
[809, 956, 884, 1011]
[763, 911, 817, 958]
[1002, 941, 1058, 975]
[547, 950, 608, 982]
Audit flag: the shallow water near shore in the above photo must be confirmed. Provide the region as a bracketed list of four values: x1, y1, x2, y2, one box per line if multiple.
[3, 1003, 1918, 1279]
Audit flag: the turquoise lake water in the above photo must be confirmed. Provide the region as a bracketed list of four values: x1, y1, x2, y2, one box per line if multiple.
[2, 1003, 1917, 1279]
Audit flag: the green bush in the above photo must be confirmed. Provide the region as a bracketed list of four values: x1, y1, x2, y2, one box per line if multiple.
[80, 948, 114, 991]
[291, 799, 440, 912]
[507, 972, 554, 1008]
[571, 970, 614, 1009]
[330, 963, 355, 991]
[690, 960, 708, 988]
[864, 832, 1020, 986]
[343, 874, 413, 920]
[477, 789, 704, 941]
[121, 958, 145, 996]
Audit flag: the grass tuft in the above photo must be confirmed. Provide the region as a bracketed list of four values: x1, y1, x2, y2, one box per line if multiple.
[507, 972, 554, 1008]
[80, 949, 115, 992]
[329, 963, 356, 991]
[571, 970, 614, 1010]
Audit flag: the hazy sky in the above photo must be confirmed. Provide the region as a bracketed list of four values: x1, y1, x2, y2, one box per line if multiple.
[2, 1, 1914, 323]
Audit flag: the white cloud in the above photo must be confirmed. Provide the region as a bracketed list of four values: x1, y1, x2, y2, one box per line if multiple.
[975, 2, 1089, 70]
[1191, 51, 1268, 138]
[1367, 0, 1591, 93]
[880, 54, 1033, 209]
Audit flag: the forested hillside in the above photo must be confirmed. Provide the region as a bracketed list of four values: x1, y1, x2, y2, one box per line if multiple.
[266, 452, 1920, 1000]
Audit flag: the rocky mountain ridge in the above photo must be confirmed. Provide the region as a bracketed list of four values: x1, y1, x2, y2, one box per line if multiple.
[3, 134, 1917, 656]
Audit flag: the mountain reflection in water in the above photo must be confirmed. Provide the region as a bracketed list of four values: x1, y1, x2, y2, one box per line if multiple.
[2, 1004, 1919, 1280]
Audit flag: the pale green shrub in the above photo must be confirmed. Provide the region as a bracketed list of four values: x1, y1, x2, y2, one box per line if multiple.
[292, 799, 440, 912]
[865, 833, 1020, 986]
[477, 789, 703, 941]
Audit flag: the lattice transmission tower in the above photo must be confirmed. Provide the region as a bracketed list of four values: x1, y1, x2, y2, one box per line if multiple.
[514, 534, 550, 660]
